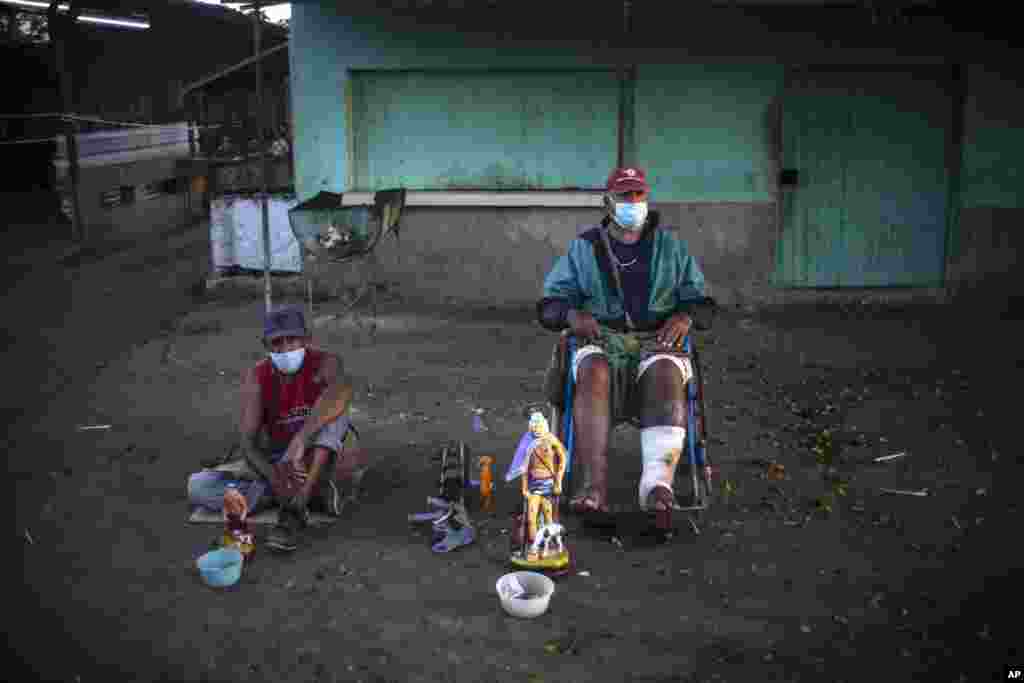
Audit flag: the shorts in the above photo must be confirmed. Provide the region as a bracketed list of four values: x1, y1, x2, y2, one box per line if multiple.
[570, 330, 693, 424]
[187, 414, 355, 513]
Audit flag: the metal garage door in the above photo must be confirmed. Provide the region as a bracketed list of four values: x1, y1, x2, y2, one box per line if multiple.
[350, 70, 619, 191]
[774, 68, 952, 287]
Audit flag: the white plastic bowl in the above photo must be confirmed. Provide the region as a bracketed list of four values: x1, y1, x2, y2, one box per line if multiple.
[496, 571, 555, 618]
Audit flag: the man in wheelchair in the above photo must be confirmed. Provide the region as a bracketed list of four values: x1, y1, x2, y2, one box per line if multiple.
[536, 166, 707, 526]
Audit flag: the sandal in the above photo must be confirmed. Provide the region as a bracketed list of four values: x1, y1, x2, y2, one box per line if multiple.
[568, 491, 615, 527]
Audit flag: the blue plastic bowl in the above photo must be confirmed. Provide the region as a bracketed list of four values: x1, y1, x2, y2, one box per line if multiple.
[196, 547, 243, 588]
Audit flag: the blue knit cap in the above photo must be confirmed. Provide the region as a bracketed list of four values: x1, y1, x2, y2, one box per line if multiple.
[263, 305, 307, 341]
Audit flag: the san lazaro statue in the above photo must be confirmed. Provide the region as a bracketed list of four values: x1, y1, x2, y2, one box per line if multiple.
[506, 412, 570, 570]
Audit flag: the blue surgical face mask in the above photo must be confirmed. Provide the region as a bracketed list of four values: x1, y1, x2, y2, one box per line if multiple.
[270, 347, 306, 374]
[614, 201, 648, 231]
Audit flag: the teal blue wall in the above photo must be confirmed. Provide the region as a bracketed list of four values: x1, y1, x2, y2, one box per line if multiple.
[944, 64, 1024, 294]
[351, 71, 618, 191]
[292, 6, 789, 202]
[959, 65, 1024, 210]
[635, 64, 783, 202]
[288, 6, 349, 198]
[290, 2, 1022, 299]
[774, 69, 951, 288]
[292, 3, 1019, 209]
[290, 4, 619, 200]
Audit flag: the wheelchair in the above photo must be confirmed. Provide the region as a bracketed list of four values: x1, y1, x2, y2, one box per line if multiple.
[545, 297, 719, 533]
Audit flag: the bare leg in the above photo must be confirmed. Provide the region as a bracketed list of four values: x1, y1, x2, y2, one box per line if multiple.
[290, 446, 333, 510]
[334, 439, 366, 481]
[570, 355, 612, 513]
[540, 496, 554, 529]
[637, 359, 689, 514]
[527, 494, 542, 558]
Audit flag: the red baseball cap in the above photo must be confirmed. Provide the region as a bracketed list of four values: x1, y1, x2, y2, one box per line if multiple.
[606, 166, 649, 193]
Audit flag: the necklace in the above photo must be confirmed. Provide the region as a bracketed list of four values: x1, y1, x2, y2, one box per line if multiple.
[609, 242, 638, 268]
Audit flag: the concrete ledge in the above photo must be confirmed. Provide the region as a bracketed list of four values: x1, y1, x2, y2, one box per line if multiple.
[340, 191, 604, 208]
[205, 274, 310, 298]
[742, 287, 951, 311]
[205, 272, 954, 313]
[203, 273, 375, 305]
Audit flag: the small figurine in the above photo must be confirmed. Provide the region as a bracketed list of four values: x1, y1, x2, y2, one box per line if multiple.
[521, 433, 563, 559]
[478, 455, 495, 513]
[222, 485, 255, 561]
[529, 521, 566, 558]
[506, 412, 570, 573]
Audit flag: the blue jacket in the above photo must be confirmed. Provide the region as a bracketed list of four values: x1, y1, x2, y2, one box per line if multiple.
[537, 213, 705, 332]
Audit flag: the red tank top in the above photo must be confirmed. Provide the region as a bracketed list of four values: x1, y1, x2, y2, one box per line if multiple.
[255, 347, 327, 447]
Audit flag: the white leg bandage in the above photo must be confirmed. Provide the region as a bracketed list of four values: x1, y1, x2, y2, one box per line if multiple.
[572, 345, 606, 384]
[639, 426, 686, 511]
[637, 354, 692, 384]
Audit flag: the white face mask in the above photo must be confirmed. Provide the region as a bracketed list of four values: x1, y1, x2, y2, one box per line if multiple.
[270, 347, 305, 374]
[613, 201, 649, 231]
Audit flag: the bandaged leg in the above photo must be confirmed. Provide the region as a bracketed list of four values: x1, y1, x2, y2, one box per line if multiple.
[638, 426, 686, 511]
[636, 351, 691, 516]
[637, 354, 692, 387]
[571, 345, 607, 385]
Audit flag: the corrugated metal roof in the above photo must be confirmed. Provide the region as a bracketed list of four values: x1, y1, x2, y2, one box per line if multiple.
[182, 40, 288, 96]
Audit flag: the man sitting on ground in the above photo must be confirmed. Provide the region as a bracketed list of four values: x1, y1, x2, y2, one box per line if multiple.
[187, 304, 361, 552]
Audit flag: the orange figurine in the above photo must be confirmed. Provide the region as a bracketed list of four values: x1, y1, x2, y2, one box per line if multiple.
[478, 455, 495, 513]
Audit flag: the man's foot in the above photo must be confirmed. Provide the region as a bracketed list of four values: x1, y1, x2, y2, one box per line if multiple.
[568, 489, 614, 527]
[266, 506, 306, 552]
[646, 487, 676, 532]
[568, 490, 608, 514]
[646, 486, 676, 509]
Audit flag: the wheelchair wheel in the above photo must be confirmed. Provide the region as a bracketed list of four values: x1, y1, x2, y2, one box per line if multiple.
[437, 440, 470, 506]
[692, 341, 715, 506]
[670, 338, 714, 516]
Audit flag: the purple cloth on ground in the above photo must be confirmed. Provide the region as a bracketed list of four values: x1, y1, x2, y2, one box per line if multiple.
[431, 523, 475, 553]
[186, 450, 287, 513]
[408, 511, 447, 523]
[188, 471, 271, 513]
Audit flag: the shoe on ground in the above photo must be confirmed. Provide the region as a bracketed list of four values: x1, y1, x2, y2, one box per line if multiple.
[266, 506, 306, 553]
[310, 478, 343, 517]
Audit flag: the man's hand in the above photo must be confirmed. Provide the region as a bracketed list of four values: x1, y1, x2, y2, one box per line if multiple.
[567, 309, 601, 340]
[657, 313, 692, 349]
[285, 437, 309, 485]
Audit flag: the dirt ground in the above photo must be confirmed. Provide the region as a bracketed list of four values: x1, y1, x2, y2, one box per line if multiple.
[8, 222, 1023, 682]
